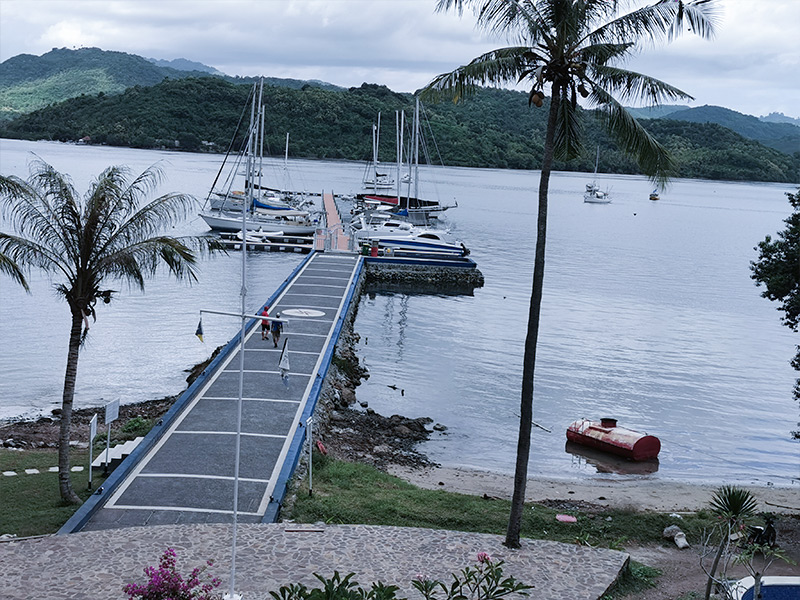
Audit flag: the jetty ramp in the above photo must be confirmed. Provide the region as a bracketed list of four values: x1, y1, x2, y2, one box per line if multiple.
[63, 251, 362, 532]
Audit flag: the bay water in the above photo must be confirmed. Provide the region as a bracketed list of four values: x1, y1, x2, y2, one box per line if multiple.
[1, 138, 797, 486]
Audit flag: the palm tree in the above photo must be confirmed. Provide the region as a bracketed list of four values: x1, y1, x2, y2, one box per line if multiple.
[0, 158, 221, 503]
[422, 0, 718, 548]
[704, 485, 758, 600]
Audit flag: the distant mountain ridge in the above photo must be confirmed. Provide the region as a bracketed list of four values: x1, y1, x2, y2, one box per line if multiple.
[663, 105, 800, 155]
[626, 104, 800, 155]
[0, 47, 341, 121]
[146, 57, 224, 75]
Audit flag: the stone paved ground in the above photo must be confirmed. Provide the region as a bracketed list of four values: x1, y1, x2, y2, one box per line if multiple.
[0, 523, 628, 600]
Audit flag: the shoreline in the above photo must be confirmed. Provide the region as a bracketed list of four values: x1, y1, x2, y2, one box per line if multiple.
[387, 464, 800, 514]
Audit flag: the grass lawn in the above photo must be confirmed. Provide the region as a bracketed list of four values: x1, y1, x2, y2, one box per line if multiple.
[287, 453, 717, 548]
[0, 448, 108, 537]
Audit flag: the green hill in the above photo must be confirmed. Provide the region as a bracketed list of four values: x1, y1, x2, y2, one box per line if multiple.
[658, 105, 800, 155]
[1, 76, 797, 183]
[0, 47, 341, 121]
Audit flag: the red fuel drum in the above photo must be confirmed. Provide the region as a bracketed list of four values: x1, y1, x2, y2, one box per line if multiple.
[566, 418, 661, 461]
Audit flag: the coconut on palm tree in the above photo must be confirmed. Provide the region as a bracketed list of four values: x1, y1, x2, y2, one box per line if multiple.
[422, 0, 718, 548]
[0, 158, 222, 503]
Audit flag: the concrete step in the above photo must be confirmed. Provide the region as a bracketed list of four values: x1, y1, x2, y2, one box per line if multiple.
[92, 437, 144, 469]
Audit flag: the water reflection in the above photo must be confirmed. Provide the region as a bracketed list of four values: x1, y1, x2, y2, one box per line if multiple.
[363, 281, 479, 297]
[565, 441, 660, 475]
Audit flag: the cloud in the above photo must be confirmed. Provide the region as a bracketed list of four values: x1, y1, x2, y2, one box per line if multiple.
[1, 0, 798, 118]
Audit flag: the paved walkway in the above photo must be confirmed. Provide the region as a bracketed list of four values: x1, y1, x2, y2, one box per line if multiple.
[81, 252, 361, 530]
[0, 523, 629, 600]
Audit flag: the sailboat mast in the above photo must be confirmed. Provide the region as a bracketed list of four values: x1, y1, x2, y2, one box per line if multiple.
[413, 97, 420, 201]
[395, 110, 401, 202]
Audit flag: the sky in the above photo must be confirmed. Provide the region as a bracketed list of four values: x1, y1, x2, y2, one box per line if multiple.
[0, 0, 798, 120]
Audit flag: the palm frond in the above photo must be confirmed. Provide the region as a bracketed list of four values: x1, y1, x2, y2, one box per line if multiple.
[0, 248, 29, 292]
[592, 0, 719, 47]
[0, 232, 69, 279]
[553, 90, 583, 160]
[592, 86, 674, 185]
[590, 64, 693, 105]
[420, 46, 533, 103]
[710, 485, 759, 521]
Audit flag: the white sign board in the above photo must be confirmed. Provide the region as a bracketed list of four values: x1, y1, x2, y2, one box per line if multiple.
[105, 398, 120, 423]
[89, 413, 98, 441]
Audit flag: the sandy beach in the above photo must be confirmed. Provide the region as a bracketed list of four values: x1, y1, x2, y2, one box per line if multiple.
[388, 465, 800, 514]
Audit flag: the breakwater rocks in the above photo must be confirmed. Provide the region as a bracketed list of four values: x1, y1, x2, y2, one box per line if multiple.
[365, 261, 485, 289]
[308, 276, 443, 473]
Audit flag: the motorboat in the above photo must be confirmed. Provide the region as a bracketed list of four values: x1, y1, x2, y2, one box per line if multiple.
[352, 212, 469, 257]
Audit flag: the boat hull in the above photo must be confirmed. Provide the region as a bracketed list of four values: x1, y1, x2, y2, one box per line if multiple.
[566, 418, 660, 461]
[200, 211, 317, 235]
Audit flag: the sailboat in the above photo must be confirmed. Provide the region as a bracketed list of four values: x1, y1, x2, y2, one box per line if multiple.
[584, 146, 611, 204]
[362, 113, 395, 191]
[199, 80, 319, 235]
[357, 99, 456, 224]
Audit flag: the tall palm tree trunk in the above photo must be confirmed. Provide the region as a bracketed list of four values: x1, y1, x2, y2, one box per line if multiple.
[58, 307, 83, 504]
[505, 87, 561, 548]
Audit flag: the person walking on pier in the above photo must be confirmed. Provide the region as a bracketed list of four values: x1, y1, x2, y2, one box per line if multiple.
[261, 307, 270, 340]
[270, 313, 283, 348]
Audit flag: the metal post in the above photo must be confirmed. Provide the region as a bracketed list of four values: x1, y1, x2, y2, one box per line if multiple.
[307, 416, 313, 496]
[88, 413, 97, 490]
[104, 421, 111, 476]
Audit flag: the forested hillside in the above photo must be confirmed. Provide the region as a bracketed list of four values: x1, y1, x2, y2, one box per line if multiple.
[1, 76, 797, 183]
[664, 105, 800, 155]
[0, 47, 340, 120]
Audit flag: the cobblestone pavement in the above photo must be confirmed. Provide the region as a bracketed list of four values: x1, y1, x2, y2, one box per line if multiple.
[0, 523, 628, 600]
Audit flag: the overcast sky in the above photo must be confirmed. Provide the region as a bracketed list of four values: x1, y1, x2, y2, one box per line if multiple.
[1, 0, 798, 119]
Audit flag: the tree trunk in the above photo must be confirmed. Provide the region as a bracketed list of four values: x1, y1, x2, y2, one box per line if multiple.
[704, 523, 730, 600]
[505, 87, 561, 549]
[58, 306, 83, 504]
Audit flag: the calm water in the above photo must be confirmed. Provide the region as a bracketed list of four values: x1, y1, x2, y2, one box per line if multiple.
[1, 138, 797, 486]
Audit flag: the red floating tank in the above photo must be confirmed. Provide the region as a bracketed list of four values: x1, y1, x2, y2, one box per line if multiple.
[566, 418, 660, 461]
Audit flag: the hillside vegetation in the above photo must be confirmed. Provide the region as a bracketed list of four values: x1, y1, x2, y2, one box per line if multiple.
[1, 76, 797, 183]
[0, 47, 340, 121]
[663, 105, 800, 155]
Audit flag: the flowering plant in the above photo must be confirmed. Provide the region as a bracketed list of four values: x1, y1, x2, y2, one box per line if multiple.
[412, 554, 532, 600]
[124, 548, 222, 600]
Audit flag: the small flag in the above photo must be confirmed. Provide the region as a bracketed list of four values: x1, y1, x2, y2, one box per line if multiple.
[279, 338, 290, 383]
[195, 318, 204, 343]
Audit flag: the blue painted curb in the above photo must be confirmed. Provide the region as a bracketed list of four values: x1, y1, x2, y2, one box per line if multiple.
[262, 256, 364, 522]
[58, 253, 317, 535]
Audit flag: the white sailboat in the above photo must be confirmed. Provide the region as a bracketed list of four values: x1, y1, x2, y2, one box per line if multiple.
[362, 113, 395, 191]
[199, 80, 319, 234]
[357, 99, 456, 224]
[584, 146, 611, 204]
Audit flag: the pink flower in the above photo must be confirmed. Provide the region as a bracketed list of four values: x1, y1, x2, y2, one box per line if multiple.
[477, 552, 491, 564]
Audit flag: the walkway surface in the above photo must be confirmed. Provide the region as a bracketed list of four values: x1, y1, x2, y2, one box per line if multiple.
[317, 191, 351, 251]
[0, 523, 629, 600]
[82, 252, 361, 530]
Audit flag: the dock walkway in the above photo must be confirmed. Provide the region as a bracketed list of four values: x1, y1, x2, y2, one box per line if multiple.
[70, 251, 362, 531]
